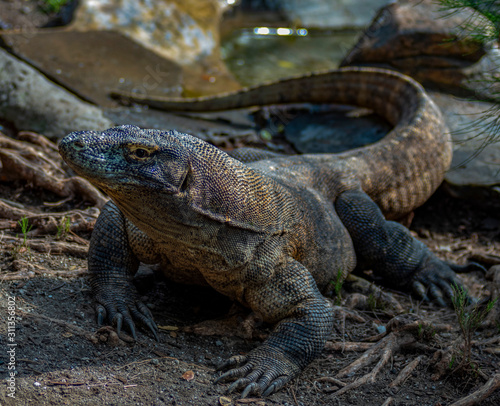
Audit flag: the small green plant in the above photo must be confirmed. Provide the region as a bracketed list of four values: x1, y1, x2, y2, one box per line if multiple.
[329, 269, 344, 305]
[41, 0, 68, 13]
[449, 353, 457, 370]
[12, 216, 32, 258]
[56, 216, 71, 239]
[18, 216, 32, 248]
[451, 284, 497, 371]
[367, 293, 376, 311]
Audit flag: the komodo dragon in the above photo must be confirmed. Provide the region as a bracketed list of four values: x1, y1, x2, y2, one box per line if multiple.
[59, 67, 473, 398]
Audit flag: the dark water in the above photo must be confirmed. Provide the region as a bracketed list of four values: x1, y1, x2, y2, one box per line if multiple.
[221, 28, 361, 87]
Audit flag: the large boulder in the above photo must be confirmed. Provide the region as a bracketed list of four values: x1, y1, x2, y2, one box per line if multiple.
[0, 49, 112, 140]
[72, 0, 223, 65]
[341, 0, 491, 96]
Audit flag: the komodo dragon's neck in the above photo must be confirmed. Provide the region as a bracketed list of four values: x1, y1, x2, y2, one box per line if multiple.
[115, 67, 451, 218]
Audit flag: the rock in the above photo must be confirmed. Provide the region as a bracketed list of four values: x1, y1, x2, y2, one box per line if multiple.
[0, 30, 183, 107]
[429, 92, 500, 196]
[72, 0, 222, 65]
[341, 0, 489, 95]
[70, 0, 240, 96]
[0, 48, 112, 140]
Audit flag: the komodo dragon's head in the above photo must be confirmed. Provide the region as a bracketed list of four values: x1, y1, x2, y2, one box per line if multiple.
[59, 125, 289, 233]
[60, 125, 198, 195]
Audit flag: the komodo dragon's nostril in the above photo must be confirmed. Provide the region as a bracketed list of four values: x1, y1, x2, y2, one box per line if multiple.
[73, 140, 85, 149]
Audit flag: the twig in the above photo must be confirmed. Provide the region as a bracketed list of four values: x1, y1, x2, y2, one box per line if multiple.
[315, 376, 347, 387]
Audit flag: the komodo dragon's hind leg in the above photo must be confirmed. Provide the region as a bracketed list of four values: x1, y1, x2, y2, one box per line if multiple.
[335, 189, 470, 305]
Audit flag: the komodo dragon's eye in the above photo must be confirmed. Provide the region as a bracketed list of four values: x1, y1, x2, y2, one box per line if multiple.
[126, 145, 158, 161]
[134, 148, 149, 158]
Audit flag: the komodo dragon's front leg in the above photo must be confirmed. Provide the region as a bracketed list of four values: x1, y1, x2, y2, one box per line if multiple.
[216, 257, 334, 397]
[89, 201, 160, 340]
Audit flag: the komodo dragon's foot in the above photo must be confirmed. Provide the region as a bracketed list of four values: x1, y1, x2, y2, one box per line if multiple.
[94, 289, 159, 341]
[335, 190, 483, 307]
[215, 344, 301, 398]
[410, 258, 484, 306]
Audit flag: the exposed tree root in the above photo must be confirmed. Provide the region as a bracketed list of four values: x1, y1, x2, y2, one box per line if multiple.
[328, 314, 451, 395]
[3, 235, 88, 257]
[334, 332, 415, 395]
[343, 274, 404, 317]
[381, 397, 395, 406]
[0, 131, 107, 208]
[182, 312, 264, 340]
[95, 326, 133, 345]
[389, 355, 422, 388]
[332, 304, 367, 323]
[430, 341, 460, 381]
[450, 373, 500, 406]
[315, 376, 347, 387]
[0, 132, 103, 258]
[0, 200, 98, 232]
[469, 251, 500, 266]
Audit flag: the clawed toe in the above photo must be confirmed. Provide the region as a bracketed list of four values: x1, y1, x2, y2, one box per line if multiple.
[214, 347, 300, 398]
[96, 304, 107, 326]
[96, 295, 159, 341]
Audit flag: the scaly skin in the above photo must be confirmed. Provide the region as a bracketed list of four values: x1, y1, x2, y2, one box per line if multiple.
[59, 67, 468, 398]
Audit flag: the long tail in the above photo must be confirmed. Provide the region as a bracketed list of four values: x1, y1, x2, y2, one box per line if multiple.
[116, 67, 451, 218]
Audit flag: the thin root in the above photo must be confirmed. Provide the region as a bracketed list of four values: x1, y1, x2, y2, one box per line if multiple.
[450, 373, 500, 406]
[331, 315, 444, 395]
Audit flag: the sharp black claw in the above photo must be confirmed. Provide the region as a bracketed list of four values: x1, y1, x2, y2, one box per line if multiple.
[97, 305, 106, 326]
[241, 382, 259, 399]
[227, 378, 248, 394]
[124, 317, 138, 340]
[262, 384, 276, 397]
[114, 313, 123, 337]
[449, 262, 487, 274]
[214, 371, 230, 384]
[148, 321, 159, 341]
